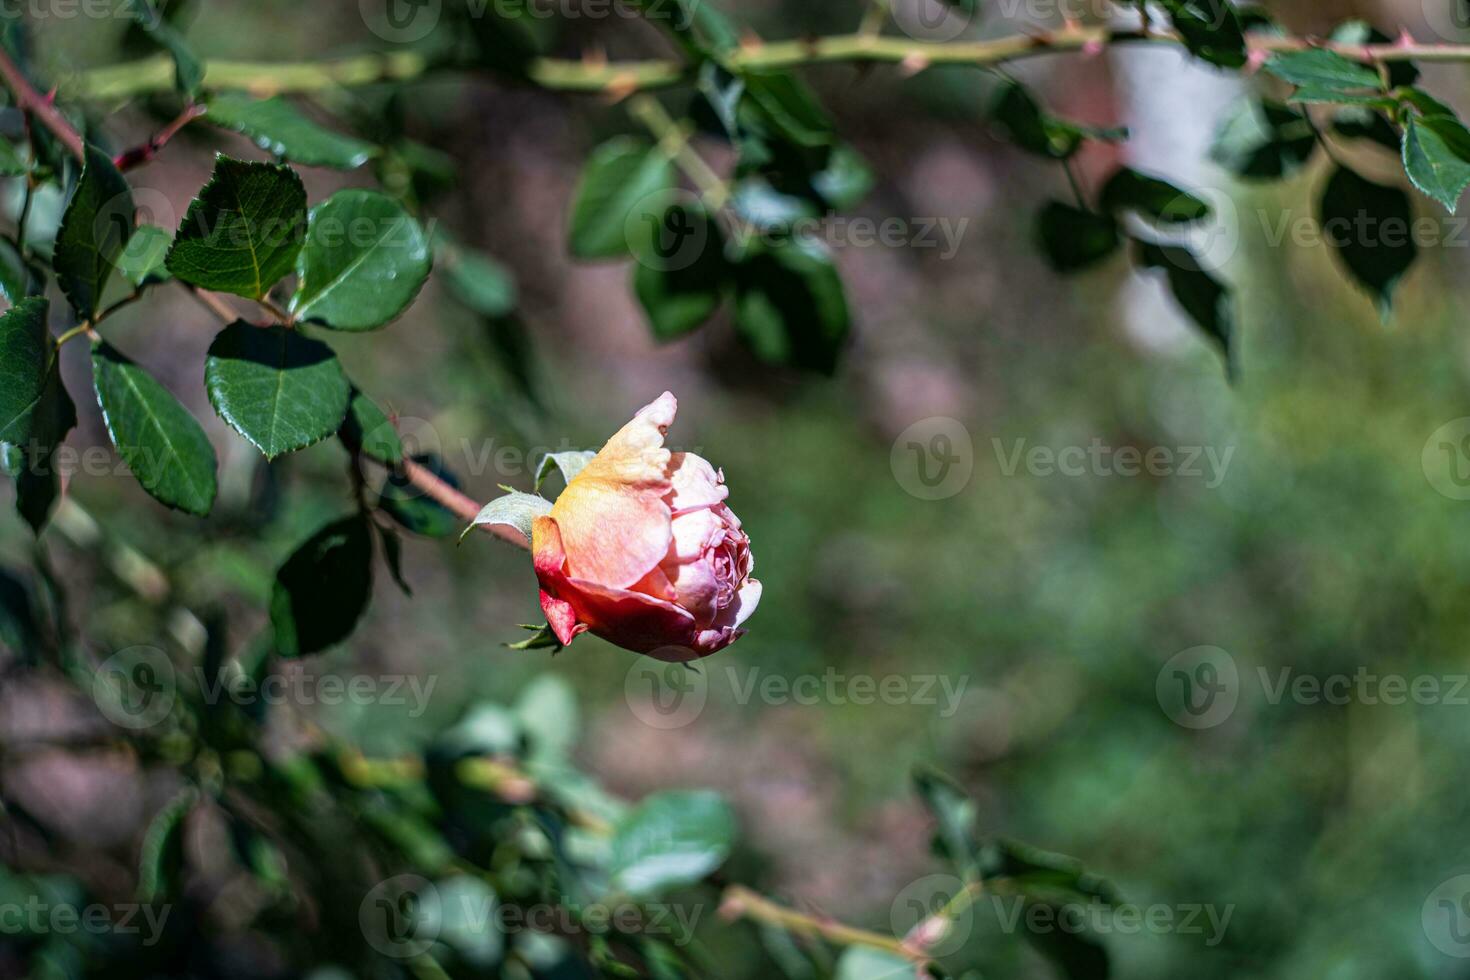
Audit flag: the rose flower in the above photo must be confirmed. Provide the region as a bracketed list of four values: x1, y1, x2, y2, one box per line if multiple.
[531, 392, 760, 660]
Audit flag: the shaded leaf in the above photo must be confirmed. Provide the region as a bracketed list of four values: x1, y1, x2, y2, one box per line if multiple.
[440, 244, 517, 318]
[740, 70, 835, 150]
[0, 297, 53, 445]
[340, 388, 402, 465]
[733, 237, 850, 374]
[205, 93, 377, 169]
[127, 0, 202, 97]
[92, 341, 218, 516]
[1100, 169, 1210, 224]
[633, 201, 730, 340]
[1318, 165, 1417, 317]
[379, 453, 463, 538]
[1209, 97, 1317, 179]
[291, 190, 431, 331]
[914, 764, 981, 881]
[55, 145, 133, 320]
[992, 82, 1126, 159]
[138, 787, 197, 902]
[1035, 202, 1119, 273]
[1159, 0, 1247, 68]
[1132, 240, 1234, 369]
[204, 322, 351, 459]
[270, 514, 374, 657]
[166, 156, 307, 299]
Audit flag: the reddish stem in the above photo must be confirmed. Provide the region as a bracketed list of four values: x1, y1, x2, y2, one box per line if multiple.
[0, 48, 84, 161]
[115, 103, 206, 172]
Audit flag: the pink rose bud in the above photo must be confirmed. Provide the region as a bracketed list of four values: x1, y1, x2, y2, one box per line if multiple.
[531, 392, 761, 659]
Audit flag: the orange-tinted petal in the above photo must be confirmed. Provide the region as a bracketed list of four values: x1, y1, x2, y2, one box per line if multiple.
[550, 392, 676, 589]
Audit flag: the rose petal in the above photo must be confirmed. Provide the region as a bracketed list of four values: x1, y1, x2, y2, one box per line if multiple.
[550, 392, 677, 588]
[667, 452, 728, 513]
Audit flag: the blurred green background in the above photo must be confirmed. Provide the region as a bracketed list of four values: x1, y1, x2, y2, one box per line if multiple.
[7, 1, 1470, 978]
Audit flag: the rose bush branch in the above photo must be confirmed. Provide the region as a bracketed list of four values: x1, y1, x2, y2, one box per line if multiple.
[68, 28, 1469, 102]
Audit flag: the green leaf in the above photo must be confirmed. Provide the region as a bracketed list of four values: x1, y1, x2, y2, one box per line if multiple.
[379, 453, 464, 538]
[834, 948, 913, 980]
[0, 237, 41, 303]
[127, 0, 202, 97]
[340, 388, 402, 465]
[1022, 912, 1110, 980]
[1399, 87, 1457, 119]
[812, 143, 875, 210]
[1035, 202, 1119, 273]
[440, 244, 517, 318]
[534, 450, 597, 494]
[1318, 165, 1417, 317]
[0, 297, 53, 445]
[1286, 87, 1394, 108]
[270, 514, 374, 657]
[0, 137, 27, 177]
[1209, 97, 1317, 180]
[1132, 241, 1234, 369]
[204, 322, 351, 459]
[1100, 169, 1211, 223]
[740, 70, 836, 150]
[54, 145, 133, 320]
[633, 202, 730, 341]
[4, 355, 76, 534]
[138, 787, 197, 902]
[1264, 48, 1383, 91]
[205, 93, 377, 170]
[115, 224, 173, 290]
[914, 765, 981, 881]
[1402, 115, 1470, 212]
[166, 156, 307, 299]
[92, 341, 218, 517]
[515, 675, 579, 759]
[733, 237, 850, 374]
[376, 523, 412, 597]
[608, 791, 735, 898]
[290, 190, 431, 331]
[991, 82, 1126, 159]
[568, 138, 675, 259]
[1159, 0, 1247, 68]
[982, 838, 1120, 904]
[464, 491, 552, 544]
